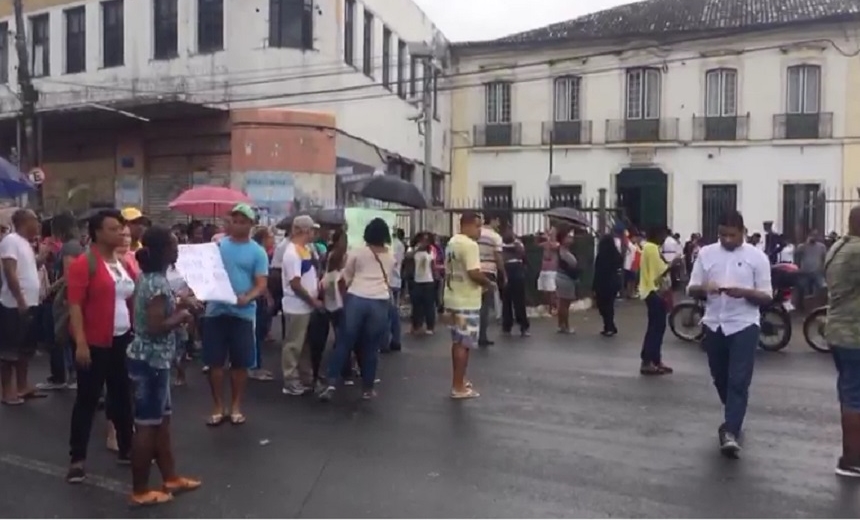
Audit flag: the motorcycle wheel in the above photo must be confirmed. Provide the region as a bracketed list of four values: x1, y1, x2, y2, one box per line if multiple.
[668, 301, 705, 343]
[758, 306, 792, 352]
[802, 306, 830, 353]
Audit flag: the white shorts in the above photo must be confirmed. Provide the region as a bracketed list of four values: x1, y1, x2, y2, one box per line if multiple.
[537, 271, 556, 292]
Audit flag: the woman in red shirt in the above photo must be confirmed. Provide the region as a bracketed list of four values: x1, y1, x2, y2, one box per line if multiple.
[65, 208, 136, 484]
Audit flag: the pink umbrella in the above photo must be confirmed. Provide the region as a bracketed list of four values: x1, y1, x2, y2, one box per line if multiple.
[168, 186, 252, 217]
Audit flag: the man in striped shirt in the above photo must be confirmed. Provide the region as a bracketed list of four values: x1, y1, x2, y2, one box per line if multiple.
[477, 215, 505, 347]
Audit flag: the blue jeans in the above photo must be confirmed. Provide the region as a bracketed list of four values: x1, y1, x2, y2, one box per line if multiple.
[326, 295, 390, 389]
[640, 292, 667, 364]
[388, 288, 402, 349]
[832, 346, 860, 412]
[703, 324, 759, 436]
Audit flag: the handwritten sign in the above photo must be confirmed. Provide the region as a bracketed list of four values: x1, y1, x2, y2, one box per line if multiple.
[344, 208, 396, 250]
[175, 243, 237, 304]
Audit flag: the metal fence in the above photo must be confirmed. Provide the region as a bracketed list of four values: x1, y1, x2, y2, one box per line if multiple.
[819, 187, 858, 236]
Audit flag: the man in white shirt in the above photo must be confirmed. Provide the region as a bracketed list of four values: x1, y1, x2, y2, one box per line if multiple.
[688, 210, 772, 458]
[280, 216, 321, 396]
[0, 209, 45, 405]
[476, 217, 504, 346]
[387, 229, 406, 351]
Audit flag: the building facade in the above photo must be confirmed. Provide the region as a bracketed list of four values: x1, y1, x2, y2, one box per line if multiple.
[0, 0, 450, 221]
[449, 0, 860, 241]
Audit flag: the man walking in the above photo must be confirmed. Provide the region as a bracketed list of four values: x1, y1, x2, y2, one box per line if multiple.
[688, 210, 772, 458]
[476, 215, 504, 347]
[823, 206, 860, 477]
[445, 212, 492, 399]
[280, 216, 320, 396]
[0, 209, 45, 404]
[202, 204, 269, 425]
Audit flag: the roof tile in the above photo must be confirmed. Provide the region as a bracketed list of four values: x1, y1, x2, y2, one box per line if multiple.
[470, 0, 860, 46]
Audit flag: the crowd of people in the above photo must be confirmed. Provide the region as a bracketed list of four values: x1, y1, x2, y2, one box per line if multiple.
[0, 200, 857, 509]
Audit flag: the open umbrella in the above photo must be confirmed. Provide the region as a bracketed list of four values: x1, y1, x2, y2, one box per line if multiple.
[0, 157, 35, 198]
[359, 176, 427, 209]
[545, 207, 591, 229]
[276, 208, 345, 230]
[169, 186, 252, 217]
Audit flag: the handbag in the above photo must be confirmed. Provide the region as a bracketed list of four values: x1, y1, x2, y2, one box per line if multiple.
[370, 248, 396, 305]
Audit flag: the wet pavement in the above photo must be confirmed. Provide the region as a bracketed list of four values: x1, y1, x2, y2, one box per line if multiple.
[0, 302, 858, 518]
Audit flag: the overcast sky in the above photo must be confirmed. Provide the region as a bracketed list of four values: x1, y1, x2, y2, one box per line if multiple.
[413, 0, 634, 42]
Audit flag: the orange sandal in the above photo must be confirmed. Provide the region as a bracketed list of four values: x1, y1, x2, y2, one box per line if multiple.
[163, 476, 202, 495]
[129, 490, 173, 508]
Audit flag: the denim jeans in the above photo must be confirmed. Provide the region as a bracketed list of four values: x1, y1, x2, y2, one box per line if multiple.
[703, 324, 759, 436]
[478, 273, 497, 342]
[326, 295, 389, 389]
[640, 291, 667, 364]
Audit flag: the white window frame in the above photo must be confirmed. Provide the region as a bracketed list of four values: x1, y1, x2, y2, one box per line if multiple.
[625, 67, 661, 120]
[786, 64, 821, 114]
[704, 68, 737, 117]
[553, 76, 580, 121]
[485, 82, 511, 125]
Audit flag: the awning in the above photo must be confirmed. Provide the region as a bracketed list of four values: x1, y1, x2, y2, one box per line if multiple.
[0, 98, 226, 135]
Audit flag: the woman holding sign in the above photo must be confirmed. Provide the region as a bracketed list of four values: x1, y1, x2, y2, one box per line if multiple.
[127, 226, 201, 506]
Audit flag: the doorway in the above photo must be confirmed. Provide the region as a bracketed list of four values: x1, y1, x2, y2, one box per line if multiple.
[616, 168, 668, 232]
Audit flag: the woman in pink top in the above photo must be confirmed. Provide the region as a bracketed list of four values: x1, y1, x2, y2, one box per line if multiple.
[537, 230, 559, 315]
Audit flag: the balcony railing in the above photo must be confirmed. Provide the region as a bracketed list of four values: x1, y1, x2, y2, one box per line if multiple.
[605, 118, 679, 143]
[541, 120, 593, 145]
[692, 114, 749, 141]
[773, 113, 833, 140]
[473, 123, 522, 147]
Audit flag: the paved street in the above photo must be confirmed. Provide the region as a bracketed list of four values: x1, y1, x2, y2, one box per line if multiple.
[0, 302, 857, 518]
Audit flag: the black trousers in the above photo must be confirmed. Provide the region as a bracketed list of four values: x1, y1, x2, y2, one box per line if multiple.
[594, 289, 617, 333]
[69, 333, 133, 463]
[501, 272, 529, 333]
[410, 282, 437, 331]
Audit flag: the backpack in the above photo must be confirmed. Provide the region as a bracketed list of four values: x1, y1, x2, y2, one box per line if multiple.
[53, 251, 97, 346]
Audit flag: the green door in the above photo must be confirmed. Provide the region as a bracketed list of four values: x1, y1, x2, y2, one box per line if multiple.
[616, 168, 668, 231]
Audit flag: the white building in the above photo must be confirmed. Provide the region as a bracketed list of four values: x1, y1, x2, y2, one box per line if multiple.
[0, 0, 450, 218]
[448, 0, 860, 242]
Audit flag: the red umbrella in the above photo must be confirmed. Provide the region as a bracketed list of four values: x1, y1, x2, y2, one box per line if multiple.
[169, 186, 252, 217]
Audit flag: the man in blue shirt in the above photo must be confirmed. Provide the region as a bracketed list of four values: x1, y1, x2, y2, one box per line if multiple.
[203, 203, 269, 426]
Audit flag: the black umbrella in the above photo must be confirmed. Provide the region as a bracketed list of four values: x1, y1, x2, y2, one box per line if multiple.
[545, 207, 590, 229]
[276, 208, 345, 230]
[359, 175, 427, 209]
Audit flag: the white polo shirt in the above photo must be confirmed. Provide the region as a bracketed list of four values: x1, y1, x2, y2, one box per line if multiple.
[687, 242, 772, 336]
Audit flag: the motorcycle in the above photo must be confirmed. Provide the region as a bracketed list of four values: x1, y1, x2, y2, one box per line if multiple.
[668, 286, 794, 352]
[802, 305, 830, 353]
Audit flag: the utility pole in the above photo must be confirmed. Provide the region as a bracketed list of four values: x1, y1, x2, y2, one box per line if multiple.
[13, 0, 41, 208]
[421, 56, 434, 230]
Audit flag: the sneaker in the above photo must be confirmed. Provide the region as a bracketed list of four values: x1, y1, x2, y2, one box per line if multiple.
[36, 381, 67, 391]
[362, 389, 377, 400]
[318, 386, 336, 402]
[718, 428, 741, 458]
[66, 466, 86, 484]
[835, 458, 860, 477]
[116, 454, 131, 466]
[281, 382, 306, 396]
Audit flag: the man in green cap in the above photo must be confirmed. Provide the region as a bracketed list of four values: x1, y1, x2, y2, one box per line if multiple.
[201, 203, 269, 426]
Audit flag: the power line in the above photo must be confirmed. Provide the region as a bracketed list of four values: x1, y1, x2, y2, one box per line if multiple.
[13, 33, 860, 117]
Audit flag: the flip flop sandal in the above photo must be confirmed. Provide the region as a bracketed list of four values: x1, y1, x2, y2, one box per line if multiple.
[229, 413, 246, 425]
[1, 398, 24, 406]
[163, 477, 202, 495]
[205, 413, 226, 427]
[129, 490, 173, 508]
[450, 389, 480, 400]
[465, 381, 473, 389]
[19, 391, 48, 400]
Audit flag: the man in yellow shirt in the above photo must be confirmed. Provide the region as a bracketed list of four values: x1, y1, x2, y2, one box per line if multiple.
[444, 212, 492, 399]
[638, 227, 680, 375]
[120, 207, 149, 251]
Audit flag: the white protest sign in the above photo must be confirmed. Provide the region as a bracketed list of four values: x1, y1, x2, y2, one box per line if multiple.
[175, 243, 237, 304]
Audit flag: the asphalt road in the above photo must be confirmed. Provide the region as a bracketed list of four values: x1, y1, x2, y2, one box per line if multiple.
[0, 302, 857, 518]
